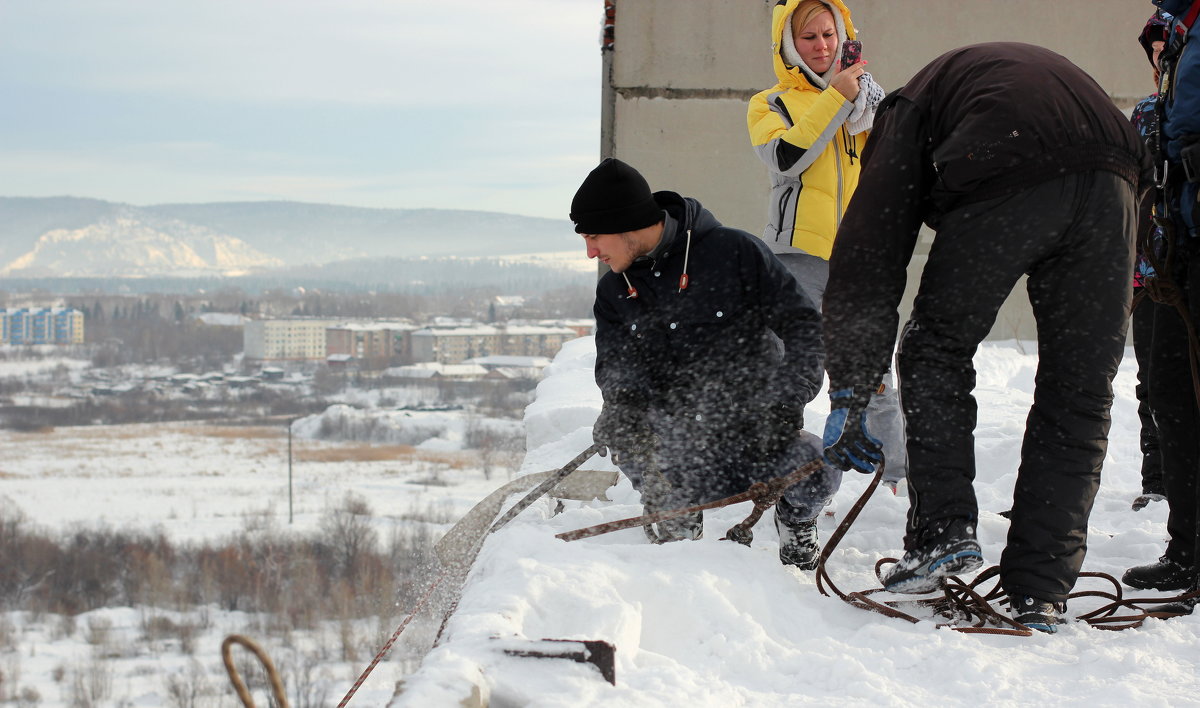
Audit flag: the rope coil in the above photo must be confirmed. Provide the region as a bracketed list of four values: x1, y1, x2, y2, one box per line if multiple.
[812, 469, 1199, 634]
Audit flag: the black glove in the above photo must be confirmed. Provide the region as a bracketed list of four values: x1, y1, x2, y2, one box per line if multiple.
[822, 386, 883, 474]
[593, 403, 655, 460]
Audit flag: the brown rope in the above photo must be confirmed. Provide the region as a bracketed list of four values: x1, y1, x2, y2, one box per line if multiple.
[221, 635, 289, 708]
[337, 573, 446, 707]
[219, 570, 449, 707]
[814, 467, 1200, 633]
[557, 459, 824, 543]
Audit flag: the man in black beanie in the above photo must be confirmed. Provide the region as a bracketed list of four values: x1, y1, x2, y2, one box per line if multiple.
[574, 158, 839, 567]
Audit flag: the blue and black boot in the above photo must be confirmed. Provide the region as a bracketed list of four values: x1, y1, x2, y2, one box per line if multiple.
[881, 517, 984, 593]
[1008, 594, 1067, 633]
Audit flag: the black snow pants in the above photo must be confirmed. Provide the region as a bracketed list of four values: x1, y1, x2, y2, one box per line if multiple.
[1150, 240, 1200, 569]
[897, 171, 1136, 604]
[618, 409, 842, 523]
[1132, 292, 1166, 496]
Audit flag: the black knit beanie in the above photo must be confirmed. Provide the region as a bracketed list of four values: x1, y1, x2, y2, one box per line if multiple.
[569, 158, 662, 234]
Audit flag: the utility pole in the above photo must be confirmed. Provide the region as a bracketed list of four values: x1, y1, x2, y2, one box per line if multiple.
[287, 417, 296, 524]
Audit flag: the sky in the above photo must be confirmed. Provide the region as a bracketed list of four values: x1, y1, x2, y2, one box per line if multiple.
[3, 338, 1200, 704]
[0, 0, 603, 220]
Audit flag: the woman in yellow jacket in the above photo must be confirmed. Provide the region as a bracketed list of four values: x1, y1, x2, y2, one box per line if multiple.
[747, 0, 907, 493]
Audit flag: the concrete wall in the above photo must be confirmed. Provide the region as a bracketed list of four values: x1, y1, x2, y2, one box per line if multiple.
[603, 0, 1153, 340]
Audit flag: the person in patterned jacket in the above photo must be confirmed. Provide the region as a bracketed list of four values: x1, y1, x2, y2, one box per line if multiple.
[1128, 11, 1171, 513]
[1124, 0, 1200, 613]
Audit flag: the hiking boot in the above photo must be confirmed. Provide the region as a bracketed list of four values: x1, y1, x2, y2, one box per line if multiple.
[776, 515, 820, 570]
[1148, 576, 1199, 616]
[639, 471, 702, 544]
[644, 511, 703, 544]
[881, 517, 984, 594]
[1008, 594, 1067, 633]
[1131, 493, 1166, 511]
[1122, 555, 1196, 591]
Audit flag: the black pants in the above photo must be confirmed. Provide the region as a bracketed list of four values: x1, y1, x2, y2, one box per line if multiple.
[619, 411, 841, 522]
[1149, 240, 1200, 568]
[897, 172, 1136, 603]
[1132, 292, 1166, 495]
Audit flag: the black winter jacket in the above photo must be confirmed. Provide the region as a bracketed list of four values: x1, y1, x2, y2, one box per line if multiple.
[593, 192, 823, 424]
[823, 42, 1153, 391]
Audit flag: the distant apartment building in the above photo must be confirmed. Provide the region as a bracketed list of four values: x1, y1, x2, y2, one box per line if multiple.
[410, 325, 499, 364]
[410, 323, 577, 364]
[556, 318, 595, 339]
[243, 318, 341, 362]
[0, 307, 84, 345]
[244, 317, 584, 366]
[325, 321, 417, 366]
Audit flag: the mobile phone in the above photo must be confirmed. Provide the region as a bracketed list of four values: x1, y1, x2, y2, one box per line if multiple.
[840, 40, 862, 71]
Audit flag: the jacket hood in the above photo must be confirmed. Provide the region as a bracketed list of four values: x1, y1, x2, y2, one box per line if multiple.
[656, 191, 719, 238]
[1152, 0, 1190, 17]
[1139, 10, 1171, 68]
[770, 0, 856, 90]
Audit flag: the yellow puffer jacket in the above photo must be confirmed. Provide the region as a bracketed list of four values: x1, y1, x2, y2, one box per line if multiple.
[747, 0, 865, 260]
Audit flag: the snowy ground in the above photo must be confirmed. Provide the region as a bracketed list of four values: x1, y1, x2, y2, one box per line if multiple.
[1, 336, 1198, 706]
[0, 414, 507, 705]
[394, 337, 1200, 707]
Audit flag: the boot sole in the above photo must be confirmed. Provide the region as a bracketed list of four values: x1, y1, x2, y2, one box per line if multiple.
[1017, 620, 1060, 634]
[1122, 577, 1194, 591]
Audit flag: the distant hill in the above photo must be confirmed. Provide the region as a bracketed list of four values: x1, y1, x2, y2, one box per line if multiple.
[0, 197, 579, 279]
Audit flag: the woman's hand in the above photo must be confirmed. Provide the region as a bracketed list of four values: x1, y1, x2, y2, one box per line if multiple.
[830, 60, 866, 101]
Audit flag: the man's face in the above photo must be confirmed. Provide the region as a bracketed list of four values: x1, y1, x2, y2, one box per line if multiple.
[1152, 39, 1165, 70]
[582, 231, 643, 273]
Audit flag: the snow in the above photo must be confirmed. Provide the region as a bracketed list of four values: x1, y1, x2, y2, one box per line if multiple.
[0, 354, 90, 379]
[394, 337, 1200, 707]
[1, 335, 1197, 705]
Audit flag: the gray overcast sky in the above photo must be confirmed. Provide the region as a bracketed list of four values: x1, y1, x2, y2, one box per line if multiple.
[0, 0, 602, 220]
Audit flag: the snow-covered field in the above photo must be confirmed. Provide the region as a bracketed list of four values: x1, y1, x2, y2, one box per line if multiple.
[2, 336, 1198, 706]
[0, 411, 509, 705]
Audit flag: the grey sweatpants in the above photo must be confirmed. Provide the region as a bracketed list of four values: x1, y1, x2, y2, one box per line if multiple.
[777, 251, 908, 483]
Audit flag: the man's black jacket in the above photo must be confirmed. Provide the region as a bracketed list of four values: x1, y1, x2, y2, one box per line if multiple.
[823, 42, 1153, 391]
[593, 191, 823, 426]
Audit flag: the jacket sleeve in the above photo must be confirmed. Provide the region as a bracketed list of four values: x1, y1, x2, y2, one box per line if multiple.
[823, 96, 931, 392]
[742, 235, 824, 405]
[1161, 7, 1200, 162]
[592, 286, 650, 407]
[748, 87, 854, 177]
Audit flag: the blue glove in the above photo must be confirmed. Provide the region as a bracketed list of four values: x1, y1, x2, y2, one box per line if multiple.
[822, 387, 883, 474]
